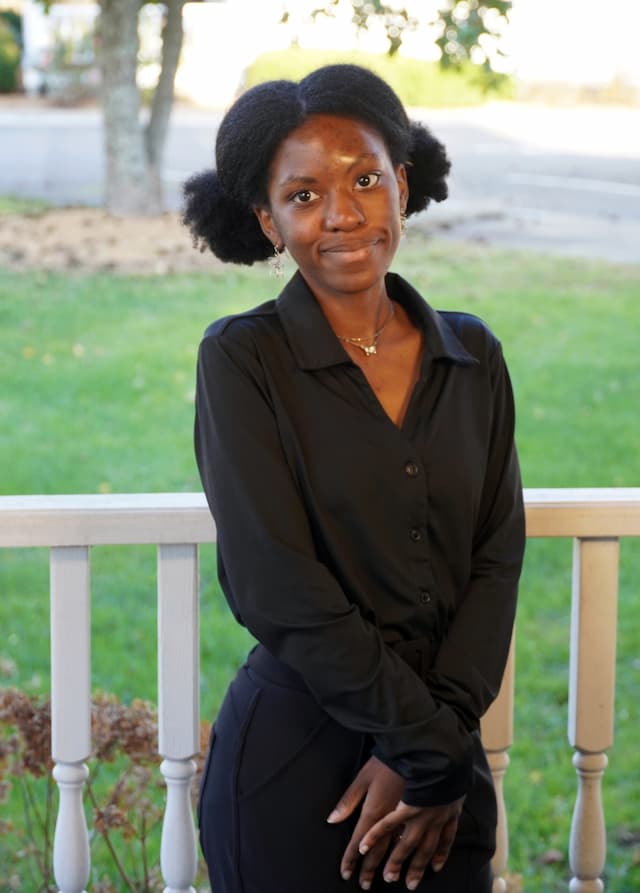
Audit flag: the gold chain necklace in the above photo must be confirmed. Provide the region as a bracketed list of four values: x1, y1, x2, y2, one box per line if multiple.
[337, 301, 395, 357]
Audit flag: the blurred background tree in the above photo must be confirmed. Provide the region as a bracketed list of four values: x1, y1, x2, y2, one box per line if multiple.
[313, 0, 511, 67]
[96, 0, 186, 216]
[0, 10, 21, 93]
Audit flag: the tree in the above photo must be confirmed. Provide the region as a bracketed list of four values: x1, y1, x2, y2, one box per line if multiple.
[314, 0, 511, 73]
[96, 0, 186, 216]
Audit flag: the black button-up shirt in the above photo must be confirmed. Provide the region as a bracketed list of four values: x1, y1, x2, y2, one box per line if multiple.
[195, 270, 525, 807]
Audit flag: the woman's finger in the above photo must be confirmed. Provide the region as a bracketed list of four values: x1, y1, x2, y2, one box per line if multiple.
[358, 804, 420, 854]
[429, 814, 459, 872]
[356, 834, 394, 890]
[381, 827, 439, 888]
[401, 828, 443, 890]
[339, 826, 363, 881]
[340, 804, 396, 882]
[327, 777, 367, 824]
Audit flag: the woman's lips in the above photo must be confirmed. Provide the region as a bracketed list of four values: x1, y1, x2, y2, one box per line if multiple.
[321, 239, 381, 261]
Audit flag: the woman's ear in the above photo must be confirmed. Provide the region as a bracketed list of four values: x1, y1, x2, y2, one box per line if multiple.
[254, 206, 283, 250]
[396, 164, 409, 214]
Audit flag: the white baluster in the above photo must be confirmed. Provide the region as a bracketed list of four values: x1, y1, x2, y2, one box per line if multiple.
[160, 758, 198, 892]
[50, 546, 91, 893]
[157, 543, 200, 893]
[568, 537, 619, 893]
[52, 763, 90, 893]
[481, 634, 514, 893]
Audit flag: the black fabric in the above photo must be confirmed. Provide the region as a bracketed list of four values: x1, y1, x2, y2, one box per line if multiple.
[195, 269, 525, 807]
[199, 645, 495, 893]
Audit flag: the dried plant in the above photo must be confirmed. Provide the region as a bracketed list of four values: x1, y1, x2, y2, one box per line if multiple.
[0, 686, 209, 893]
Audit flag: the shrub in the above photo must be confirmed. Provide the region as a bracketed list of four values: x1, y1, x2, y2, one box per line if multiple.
[243, 47, 514, 107]
[0, 15, 20, 93]
[0, 687, 209, 892]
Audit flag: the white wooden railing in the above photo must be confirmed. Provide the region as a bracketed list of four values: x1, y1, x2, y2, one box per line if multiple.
[0, 488, 639, 893]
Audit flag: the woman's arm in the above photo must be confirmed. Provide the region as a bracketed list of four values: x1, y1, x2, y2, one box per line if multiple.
[424, 342, 525, 734]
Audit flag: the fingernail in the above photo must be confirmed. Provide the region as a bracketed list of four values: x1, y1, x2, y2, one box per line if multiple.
[341, 869, 352, 881]
[406, 881, 418, 891]
[384, 873, 399, 883]
[327, 809, 340, 823]
[360, 882, 371, 891]
[432, 861, 444, 873]
[359, 843, 369, 855]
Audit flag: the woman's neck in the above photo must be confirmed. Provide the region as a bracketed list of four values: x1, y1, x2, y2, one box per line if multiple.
[313, 283, 392, 340]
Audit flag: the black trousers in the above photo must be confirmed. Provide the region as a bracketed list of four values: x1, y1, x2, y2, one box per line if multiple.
[198, 645, 495, 893]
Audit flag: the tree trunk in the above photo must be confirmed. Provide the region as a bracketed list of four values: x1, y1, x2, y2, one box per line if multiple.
[97, 0, 160, 215]
[145, 0, 186, 205]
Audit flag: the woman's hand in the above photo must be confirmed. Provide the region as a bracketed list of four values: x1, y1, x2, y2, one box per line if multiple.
[357, 796, 465, 890]
[327, 756, 464, 889]
[327, 756, 404, 888]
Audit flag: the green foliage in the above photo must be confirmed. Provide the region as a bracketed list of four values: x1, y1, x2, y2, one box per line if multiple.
[437, 0, 511, 72]
[313, 0, 417, 57]
[244, 47, 513, 107]
[312, 0, 512, 84]
[0, 9, 21, 41]
[0, 239, 639, 890]
[0, 16, 20, 93]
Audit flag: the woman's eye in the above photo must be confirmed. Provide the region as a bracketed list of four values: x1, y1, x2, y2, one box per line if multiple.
[291, 189, 319, 204]
[355, 172, 382, 189]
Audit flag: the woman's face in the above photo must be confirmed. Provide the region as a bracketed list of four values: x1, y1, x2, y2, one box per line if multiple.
[255, 114, 408, 303]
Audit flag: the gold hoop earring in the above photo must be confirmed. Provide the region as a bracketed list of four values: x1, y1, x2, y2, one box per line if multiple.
[269, 244, 284, 278]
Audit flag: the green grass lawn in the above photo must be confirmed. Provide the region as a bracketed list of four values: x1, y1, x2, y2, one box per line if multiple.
[1, 235, 639, 891]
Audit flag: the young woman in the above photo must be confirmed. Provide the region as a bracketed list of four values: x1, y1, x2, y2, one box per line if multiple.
[184, 63, 525, 893]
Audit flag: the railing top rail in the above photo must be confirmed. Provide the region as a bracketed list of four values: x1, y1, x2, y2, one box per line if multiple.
[524, 487, 640, 538]
[0, 492, 215, 547]
[0, 488, 639, 548]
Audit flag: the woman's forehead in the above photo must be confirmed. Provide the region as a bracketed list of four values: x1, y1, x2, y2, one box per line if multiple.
[270, 114, 390, 178]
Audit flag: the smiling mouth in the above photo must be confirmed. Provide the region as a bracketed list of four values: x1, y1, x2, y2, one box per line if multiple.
[321, 239, 381, 255]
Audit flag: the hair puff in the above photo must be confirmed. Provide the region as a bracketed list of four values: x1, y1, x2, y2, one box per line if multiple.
[182, 169, 272, 265]
[405, 122, 451, 217]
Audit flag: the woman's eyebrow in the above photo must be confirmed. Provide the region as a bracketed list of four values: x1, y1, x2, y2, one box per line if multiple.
[277, 175, 319, 188]
[277, 153, 382, 189]
[345, 151, 380, 172]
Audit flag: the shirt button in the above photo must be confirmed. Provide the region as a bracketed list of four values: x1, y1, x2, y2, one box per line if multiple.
[404, 461, 419, 477]
[410, 527, 422, 542]
[420, 589, 432, 605]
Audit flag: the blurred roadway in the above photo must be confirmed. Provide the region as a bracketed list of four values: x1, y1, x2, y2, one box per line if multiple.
[2, 99, 639, 263]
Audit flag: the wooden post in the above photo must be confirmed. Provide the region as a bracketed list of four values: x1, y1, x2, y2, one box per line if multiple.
[481, 634, 515, 893]
[568, 537, 619, 893]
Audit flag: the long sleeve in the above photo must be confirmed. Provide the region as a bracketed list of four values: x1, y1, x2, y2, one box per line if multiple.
[195, 324, 476, 806]
[425, 343, 525, 733]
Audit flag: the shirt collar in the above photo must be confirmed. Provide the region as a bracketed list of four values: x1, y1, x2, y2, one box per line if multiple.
[276, 269, 478, 371]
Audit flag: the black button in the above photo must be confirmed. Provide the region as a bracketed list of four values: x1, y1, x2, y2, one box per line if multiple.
[410, 527, 422, 542]
[404, 461, 419, 477]
[420, 589, 432, 605]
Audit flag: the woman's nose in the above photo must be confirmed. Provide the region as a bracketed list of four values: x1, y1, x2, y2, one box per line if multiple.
[324, 189, 365, 230]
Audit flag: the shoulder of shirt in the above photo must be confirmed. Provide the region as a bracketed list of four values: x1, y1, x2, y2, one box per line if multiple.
[201, 300, 279, 349]
[437, 309, 501, 358]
